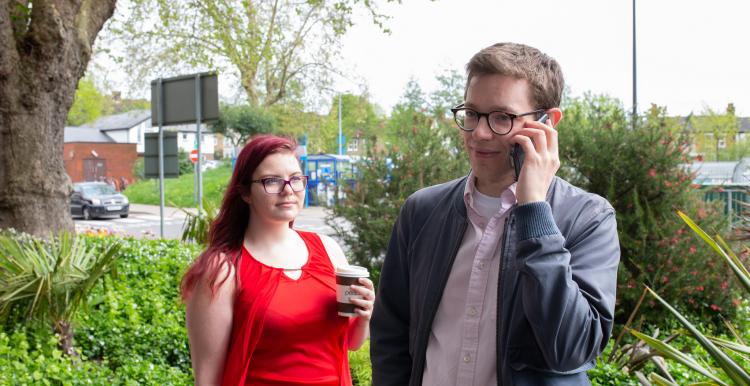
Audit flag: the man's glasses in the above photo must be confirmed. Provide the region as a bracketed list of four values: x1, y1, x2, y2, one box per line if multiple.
[251, 176, 309, 194]
[450, 103, 546, 135]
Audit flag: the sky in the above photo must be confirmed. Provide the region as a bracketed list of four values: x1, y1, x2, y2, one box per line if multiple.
[332, 0, 750, 117]
[95, 0, 749, 118]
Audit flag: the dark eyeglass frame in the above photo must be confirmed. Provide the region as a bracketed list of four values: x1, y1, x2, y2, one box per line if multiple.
[251, 175, 309, 194]
[450, 103, 546, 135]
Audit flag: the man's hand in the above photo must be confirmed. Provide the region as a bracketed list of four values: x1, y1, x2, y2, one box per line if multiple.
[511, 117, 560, 204]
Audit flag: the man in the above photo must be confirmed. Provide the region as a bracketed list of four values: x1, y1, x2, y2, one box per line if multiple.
[370, 42, 620, 386]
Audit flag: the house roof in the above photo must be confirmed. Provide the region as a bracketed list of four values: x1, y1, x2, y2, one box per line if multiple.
[64, 126, 115, 143]
[688, 158, 750, 186]
[740, 117, 750, 133]
[91, 110, 151, 131]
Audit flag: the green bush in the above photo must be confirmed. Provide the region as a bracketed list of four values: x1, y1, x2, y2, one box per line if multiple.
[557, 95, 735, 327]
[349, 340, 372, 385]
[0, 235, 375, 384]
[0, 324, 192, 385]
[76, 238, 199, 372]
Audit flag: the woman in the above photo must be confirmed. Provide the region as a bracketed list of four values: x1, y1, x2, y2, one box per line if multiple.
[181, 134, 375, 386]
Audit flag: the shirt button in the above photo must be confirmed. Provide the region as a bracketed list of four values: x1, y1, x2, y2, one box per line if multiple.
[468, 307, 478, 316]
[463, 354, 471, 363]
[477, 261, 485, 270]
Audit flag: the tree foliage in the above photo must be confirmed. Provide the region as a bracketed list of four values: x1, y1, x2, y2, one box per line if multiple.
[688, 104, 742, 161]
[211, 104, 277, 149]
[67, 78, 111, 126]
[329, 76, 468, 283]
[106, 0, 394, 107]
[316, 93, 383, 154]
[557, 95, 735, 327]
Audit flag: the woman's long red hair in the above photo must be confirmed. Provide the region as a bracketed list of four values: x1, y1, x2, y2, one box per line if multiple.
[180, 134, 298, 300]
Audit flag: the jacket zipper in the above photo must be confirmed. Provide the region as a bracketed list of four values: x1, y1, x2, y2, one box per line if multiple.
[496, 212, 514, 386]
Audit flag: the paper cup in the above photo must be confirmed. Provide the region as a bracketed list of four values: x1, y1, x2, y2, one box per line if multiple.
[335, 265, 369, 317]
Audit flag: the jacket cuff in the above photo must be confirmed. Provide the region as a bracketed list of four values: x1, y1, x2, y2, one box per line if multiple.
[515, 201, 560, 240]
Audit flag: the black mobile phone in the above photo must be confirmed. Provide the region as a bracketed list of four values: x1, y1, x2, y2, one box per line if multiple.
[511, 113, 549, 181]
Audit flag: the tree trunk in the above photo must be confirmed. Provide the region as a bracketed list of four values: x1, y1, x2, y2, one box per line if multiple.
[0, 1, 117, 237]
[55, 320, 79, 359]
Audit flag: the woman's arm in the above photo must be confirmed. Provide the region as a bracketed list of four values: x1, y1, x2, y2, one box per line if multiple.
[185, 260, 236, 386]
[319, 234, 375, 351]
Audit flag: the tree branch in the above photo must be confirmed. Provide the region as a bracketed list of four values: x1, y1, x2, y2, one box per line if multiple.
[259, 0, 280, 62]
[75, 0, 117, 49]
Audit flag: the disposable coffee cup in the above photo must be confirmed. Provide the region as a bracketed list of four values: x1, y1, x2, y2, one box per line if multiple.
[335, 265, 369, 317]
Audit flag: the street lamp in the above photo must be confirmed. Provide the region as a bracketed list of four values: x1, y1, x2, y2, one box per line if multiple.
[632, 0, 637, 129]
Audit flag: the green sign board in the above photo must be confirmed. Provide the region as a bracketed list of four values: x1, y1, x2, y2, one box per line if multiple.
[144, 132, 179, 178]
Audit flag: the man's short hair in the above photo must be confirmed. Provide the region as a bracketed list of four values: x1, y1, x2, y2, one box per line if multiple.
[465, 42, 564, 109]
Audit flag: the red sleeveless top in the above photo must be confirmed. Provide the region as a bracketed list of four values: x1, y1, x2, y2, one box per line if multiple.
[220, 231, 353, 386]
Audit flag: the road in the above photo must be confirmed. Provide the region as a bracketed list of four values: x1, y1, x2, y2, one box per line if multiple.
[73, 203, 337, 239]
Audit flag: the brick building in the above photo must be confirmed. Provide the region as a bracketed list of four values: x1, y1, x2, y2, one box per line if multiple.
[63, 126, 137, 189]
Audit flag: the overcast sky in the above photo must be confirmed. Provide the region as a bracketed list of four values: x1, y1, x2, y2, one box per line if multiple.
[334, 0, 749, 116]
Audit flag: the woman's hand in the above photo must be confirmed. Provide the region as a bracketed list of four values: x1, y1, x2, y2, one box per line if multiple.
[349, 277, 375, 321]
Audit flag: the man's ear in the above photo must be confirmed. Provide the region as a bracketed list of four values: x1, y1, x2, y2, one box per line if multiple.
[548, 107, 563, 128]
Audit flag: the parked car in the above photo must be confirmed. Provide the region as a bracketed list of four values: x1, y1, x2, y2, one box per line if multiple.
[70, 182, 130, 220]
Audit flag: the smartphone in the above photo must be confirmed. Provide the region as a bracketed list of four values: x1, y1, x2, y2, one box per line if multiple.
[510, 113, 549, 182]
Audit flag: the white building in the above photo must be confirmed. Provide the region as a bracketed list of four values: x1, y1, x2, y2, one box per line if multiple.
[81, 110, 217, 158]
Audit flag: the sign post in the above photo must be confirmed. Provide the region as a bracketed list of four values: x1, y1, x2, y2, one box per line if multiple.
[151, 72, 219, 238]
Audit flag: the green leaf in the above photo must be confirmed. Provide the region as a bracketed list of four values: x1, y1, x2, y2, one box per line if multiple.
[645, 286, 750, 385]
[650, 372, 679, 386]
[677, 210, 750, 294]
[630, 329, 726, 385]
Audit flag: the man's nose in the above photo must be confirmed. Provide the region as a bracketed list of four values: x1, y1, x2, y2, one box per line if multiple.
[472, 115, 494, 140]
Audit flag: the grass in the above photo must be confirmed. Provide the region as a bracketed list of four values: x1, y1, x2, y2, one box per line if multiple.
[123, 164, 232, 208]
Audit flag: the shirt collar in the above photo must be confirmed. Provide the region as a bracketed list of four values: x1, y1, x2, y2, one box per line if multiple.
[463, 171, 517, 217]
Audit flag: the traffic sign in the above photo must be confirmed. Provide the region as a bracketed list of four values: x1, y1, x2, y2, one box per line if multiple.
[189, 149, 199, 164]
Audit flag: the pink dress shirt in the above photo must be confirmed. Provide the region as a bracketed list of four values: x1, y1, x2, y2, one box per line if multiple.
[422, 172, 516, 386]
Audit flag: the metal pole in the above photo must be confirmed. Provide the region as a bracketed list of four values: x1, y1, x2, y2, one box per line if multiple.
[157, 78, 165, 238]
[338, 94, 343, 155]
[195, 74, 203, 212]
[632, 0, 637, 129]
[727, 189, 734, 230]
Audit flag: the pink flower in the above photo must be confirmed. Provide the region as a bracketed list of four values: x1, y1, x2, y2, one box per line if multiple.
[689, 246, 697, 254]
[696, 285, 705, 292]
[649, 169, 657, 177]
[710, 304, 721, 311]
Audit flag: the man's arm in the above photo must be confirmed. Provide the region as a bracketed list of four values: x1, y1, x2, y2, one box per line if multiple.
[515, 200, 620, 372]
[370, 205, 413, 385]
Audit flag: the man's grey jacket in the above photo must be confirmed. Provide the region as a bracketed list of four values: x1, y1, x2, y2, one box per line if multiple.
[370, 176, 620, 386]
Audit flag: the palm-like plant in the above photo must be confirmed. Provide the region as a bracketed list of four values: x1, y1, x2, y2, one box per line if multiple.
[181, 198, 218, 245]
[629, 211, 750, 385]
[0, 231, 121, 357]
